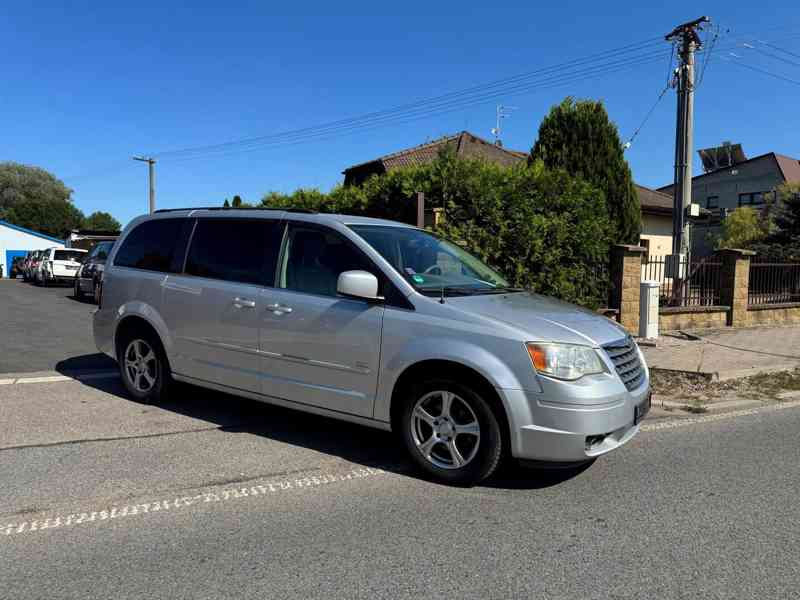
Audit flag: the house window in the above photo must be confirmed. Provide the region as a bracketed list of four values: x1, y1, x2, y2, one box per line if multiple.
[738, 192, 766, 207]
[706, 196, 719, 209]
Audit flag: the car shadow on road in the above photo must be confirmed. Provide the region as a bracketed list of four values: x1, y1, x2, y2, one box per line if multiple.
[65, 364, 593, 491]
[56, 353, 117, 373]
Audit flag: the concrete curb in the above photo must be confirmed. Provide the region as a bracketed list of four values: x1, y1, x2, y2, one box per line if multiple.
[650, 363, 800, 382]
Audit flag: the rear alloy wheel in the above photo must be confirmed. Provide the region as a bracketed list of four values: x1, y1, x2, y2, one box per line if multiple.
[400, 379, 504, 486]
[118, 332, 171, 403]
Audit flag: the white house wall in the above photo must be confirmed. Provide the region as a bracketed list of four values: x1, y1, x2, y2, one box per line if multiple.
[0, 224, 64, 276]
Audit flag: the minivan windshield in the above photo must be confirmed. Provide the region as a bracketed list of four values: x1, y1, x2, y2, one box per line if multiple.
[349, 225, 516, 296]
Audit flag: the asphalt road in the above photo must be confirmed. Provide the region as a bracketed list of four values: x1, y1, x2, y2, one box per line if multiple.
[0, 279, 115, 374]
[2, 375, 799, 599]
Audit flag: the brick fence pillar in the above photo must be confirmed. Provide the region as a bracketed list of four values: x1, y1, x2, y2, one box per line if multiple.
[610, 244, 647, 334]
[717, 248, 755, 327]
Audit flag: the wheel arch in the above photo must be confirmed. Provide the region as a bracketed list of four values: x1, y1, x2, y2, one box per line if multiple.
[389, 359, 512, 450]
[113, 313, 171, 372]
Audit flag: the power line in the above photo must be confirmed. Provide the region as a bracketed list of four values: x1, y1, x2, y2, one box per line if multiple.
[741, 43, 800, 68]
[624, 85, 670, 150]
[164, 51, 670, 163]
[157, 48, 670, 162]
[151, 37, 665, 160]
[758, 39, 800, 60]
[721, 52, 800, 86]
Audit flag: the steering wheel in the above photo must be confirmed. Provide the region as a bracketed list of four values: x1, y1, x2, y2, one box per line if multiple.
[423, 265, 442, 275]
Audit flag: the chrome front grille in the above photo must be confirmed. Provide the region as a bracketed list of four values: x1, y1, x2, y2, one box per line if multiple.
[603, 337, 644, 391]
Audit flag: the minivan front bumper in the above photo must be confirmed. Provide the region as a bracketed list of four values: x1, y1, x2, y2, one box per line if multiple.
[499, 374, 650, 463]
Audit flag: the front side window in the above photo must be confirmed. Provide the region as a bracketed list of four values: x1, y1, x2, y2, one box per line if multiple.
[349, 225, 512, 296]
[114, 218, 185, 272]
[185, 218, 281, 286]
[279, 225, 375, 297]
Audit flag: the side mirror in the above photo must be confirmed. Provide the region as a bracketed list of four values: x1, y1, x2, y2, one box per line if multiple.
[337, 270, 381, 301]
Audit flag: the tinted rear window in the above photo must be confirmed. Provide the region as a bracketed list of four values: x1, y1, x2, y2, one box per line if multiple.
[54, 250, 85, 262]
[185, 218, 282, 285]
[114, 219, 185, 272]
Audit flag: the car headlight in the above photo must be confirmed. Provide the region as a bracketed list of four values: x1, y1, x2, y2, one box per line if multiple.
[526, 342, 607, 381]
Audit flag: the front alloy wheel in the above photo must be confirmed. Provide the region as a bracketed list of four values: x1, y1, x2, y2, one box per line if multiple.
[411, 391, 481, 469]
[401, 379, 504, 486]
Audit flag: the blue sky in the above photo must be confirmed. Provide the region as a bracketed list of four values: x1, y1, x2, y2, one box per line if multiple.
[2, 1, 798, 227]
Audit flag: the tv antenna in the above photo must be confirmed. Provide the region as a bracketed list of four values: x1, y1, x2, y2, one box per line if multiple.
[491, 105, 518, 146]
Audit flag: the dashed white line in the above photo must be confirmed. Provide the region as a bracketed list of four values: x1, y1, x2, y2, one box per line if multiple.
[1, 467, 385, 539]
[641, 398, 800, 431]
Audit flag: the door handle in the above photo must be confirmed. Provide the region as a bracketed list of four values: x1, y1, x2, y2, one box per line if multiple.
[233, 297, 256, 308]
[266, 303, 293, 314]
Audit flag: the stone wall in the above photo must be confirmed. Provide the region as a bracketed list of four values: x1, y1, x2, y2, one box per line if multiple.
[746, 303, 800, 326]
[658, 306, 729, 332]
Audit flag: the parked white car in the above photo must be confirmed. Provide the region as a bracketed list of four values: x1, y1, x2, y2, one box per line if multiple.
[37, 247, 87, 286]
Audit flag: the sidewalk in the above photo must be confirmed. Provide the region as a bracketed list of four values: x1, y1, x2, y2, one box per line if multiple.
[640, 326, 800, 380]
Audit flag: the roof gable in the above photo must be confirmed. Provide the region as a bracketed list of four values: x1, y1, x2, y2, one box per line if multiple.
[635, 184, 672, 214]
[343, 131, 527, 175]
[0, 220, 64, 243]
[775, 154, 800, 183]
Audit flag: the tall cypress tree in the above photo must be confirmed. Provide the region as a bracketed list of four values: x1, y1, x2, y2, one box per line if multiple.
[529, 98, 641, 244]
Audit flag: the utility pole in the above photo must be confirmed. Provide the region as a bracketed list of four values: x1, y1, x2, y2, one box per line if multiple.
[665, 16, 709, 258]
[132, 156, 156, 214]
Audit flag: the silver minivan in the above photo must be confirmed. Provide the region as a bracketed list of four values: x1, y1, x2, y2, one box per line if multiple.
[93, 209, 650, 485]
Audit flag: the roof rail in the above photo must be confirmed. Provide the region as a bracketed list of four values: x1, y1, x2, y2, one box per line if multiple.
[153, 206, 286, 214]
[153, 207, 320, 214]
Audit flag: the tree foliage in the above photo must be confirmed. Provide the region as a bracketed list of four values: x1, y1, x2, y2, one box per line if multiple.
[260, 151, 612, 307]
[83, 211, 121, 232]
[0, 161, 72, 215]
[529, 98, 640, 244]
[0, 162, 123, 238]
[5, 197, 85, 238]
[709, 207, 768, 250]
[751, 182, 800, 260]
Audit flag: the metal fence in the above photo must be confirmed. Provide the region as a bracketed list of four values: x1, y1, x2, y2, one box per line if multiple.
[748, 260, 800, 305]
[575, 261, 611, 309]
[641, 255, 723, 307]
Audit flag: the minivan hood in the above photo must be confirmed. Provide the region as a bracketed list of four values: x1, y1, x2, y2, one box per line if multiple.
[447, 292, 629, 347]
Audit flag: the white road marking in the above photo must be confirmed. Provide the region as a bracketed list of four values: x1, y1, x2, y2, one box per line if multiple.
[0, 371, 119, 386]
[16, 375, 71, 384]
[1, 467, 385, 539]
[641, 398, 800, 432]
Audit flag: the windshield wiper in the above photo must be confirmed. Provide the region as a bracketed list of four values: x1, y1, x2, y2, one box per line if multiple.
[418, 286, 479, 297]
[472, 286, 524, 295]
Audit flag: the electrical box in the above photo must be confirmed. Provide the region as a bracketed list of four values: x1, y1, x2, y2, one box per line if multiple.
[665, 254, 686, 279]
[639, 281, 660, 339]
[687, 203, 700, 218]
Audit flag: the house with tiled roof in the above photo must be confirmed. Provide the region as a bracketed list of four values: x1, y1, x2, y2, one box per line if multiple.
[341, 131, 527, 186]
[635, 184, 674, 257]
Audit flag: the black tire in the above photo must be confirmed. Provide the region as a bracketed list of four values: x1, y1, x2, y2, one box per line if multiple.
[74, 278, 84, 300]
[116, 327, 172, 404]
[399, 378, 504, 486]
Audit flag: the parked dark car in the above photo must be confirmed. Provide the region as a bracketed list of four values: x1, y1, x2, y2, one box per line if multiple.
[74, 241, 114, 303]
[9, 256, 25, 279]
